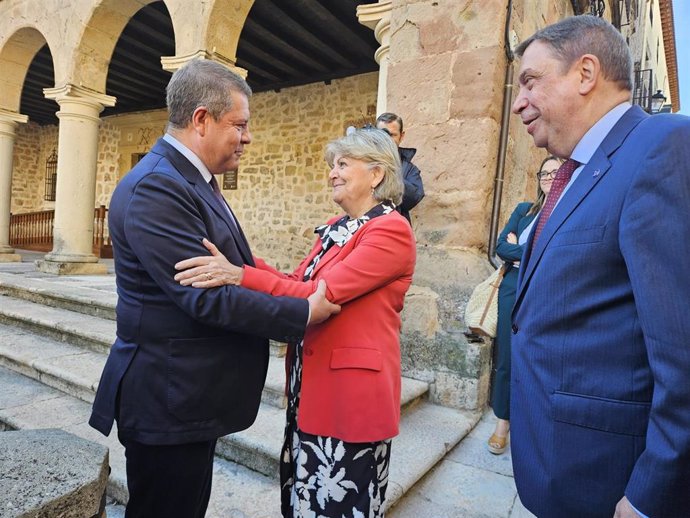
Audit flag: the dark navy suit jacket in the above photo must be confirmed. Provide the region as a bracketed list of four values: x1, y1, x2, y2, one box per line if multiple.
[511, 107, 690, 517]
[89, 138, 308, 445]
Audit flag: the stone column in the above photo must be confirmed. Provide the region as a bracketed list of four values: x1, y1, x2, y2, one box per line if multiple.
[382, 1, 514, 411]
[0, 109, 28, 262]
[161, 49, 248, 77]
[357, 0, 392, 115]
[36, 85, 115, 275]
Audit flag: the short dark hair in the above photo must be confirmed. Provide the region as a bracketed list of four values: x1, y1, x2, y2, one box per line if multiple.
[376, 112, 404, 133]
[515, 15, 632, 91]
[166, 59, 252, 131]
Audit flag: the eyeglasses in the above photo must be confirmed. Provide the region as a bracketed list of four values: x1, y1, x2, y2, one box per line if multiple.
[536, 169, 558, 180]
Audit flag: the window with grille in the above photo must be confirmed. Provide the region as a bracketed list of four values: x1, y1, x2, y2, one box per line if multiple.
[44, 149, 57, 201]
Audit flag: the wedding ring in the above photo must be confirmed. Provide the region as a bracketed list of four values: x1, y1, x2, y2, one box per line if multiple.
[205, 273, 213, 281]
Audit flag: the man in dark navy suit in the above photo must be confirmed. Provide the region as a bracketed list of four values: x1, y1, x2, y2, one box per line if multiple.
[89, 59, 339, 518]
[510, 15, 690, 518]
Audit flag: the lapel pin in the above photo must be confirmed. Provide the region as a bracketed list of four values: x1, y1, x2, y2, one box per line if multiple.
[592, 169, 600, 177]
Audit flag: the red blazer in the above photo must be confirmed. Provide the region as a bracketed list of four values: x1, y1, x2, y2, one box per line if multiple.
[241, 211, 416, 443]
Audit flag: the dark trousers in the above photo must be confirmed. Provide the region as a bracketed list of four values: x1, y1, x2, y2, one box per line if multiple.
[120, 436, 217, 518]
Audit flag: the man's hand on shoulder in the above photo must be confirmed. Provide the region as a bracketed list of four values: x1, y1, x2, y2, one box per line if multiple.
[307, 280, 340, 325]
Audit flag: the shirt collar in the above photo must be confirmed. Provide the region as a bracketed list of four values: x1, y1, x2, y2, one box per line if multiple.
[570, 102, 631, 166]
[163, 133, 213, 183]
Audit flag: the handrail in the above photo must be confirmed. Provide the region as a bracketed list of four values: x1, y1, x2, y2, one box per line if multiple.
[9, 206, 111, 256]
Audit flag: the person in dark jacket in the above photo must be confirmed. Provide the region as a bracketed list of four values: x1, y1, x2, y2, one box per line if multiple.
[376, 112, 424, 222]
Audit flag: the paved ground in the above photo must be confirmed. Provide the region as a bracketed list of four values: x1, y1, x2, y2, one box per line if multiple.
[392, 411, 534, 518]
[1, 250, 535, 518]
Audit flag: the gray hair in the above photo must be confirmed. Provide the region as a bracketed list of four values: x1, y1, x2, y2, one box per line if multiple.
[516, 15, 632, 91]
[166, 59, 252, 130]
[325, 129, 404, 206]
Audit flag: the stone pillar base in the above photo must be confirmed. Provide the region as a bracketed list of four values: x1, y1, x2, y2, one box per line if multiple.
[35, 260, 108, 275]
[0, 252, 21, 262]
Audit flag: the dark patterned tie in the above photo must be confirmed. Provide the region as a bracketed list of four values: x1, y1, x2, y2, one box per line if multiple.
[209, 175, 225, 204]
[209, 175, 239, 232]
[532, 158, 580, 245]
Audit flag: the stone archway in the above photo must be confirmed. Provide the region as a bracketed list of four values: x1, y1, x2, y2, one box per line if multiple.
[67, 0, 165, 93]
[34, 0, 175, 274]
[0, 27, 51, 113]
[161, 0, 253, 73]
[0, 27, 49, 261]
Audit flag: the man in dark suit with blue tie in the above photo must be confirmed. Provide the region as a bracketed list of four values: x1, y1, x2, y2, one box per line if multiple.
[510, 15, 690, 518]
[89, 59, 340, 518]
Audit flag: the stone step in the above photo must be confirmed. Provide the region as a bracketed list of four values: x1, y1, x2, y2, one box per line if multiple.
[0, 320, 284, 409]
[0, 271, 117, 320]
[0, 365, 477, 515]
[0, 320, 429, 418]
[0, 365, 282, 517]
[0, 293, 292, 405]
[0, 273, 288, 355]
[0, 294, 115, 355]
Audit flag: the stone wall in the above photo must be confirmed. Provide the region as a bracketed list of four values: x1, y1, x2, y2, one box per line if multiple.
[11, 123, 57, 213]
[385, 0, 575, 410]
[95, 121, 120, 208]
[12, 120, 120, 213]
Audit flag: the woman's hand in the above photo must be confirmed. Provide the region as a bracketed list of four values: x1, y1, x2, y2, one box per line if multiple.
[174, 238, 244, 288]
[506, 232, 518, 244]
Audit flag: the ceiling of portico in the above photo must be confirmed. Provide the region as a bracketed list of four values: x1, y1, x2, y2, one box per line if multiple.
[20, 0, 379, 126]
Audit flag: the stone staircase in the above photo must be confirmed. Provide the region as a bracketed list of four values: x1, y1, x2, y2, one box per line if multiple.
[0, 270, 479, 517]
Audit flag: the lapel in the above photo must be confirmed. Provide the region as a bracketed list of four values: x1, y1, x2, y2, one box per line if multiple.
[310, 238, 349, 279]
[514, 106, 648, 311]
[303, 215, 366, 279]
[154, 139, 254, 265]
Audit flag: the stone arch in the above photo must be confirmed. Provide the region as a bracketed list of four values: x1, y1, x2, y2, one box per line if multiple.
[67, 0, 178, 93]
[165, 0, 253, 63]
[203, 0, 254, 60]
[0, 27, 53, 112]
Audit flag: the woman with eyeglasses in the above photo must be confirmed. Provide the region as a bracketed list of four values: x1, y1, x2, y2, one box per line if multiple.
[487, 155, 563, 455]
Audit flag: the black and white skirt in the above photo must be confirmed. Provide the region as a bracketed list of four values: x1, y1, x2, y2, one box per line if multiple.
[280, 340, 392, 518]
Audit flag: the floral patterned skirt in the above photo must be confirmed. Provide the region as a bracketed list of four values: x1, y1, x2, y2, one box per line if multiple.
[280, 341, 392, 518]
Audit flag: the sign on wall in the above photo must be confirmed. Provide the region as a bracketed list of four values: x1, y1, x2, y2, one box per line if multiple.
[223, 170, 238, 190]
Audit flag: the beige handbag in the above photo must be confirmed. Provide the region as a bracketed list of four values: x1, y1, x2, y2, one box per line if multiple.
[464, 265, 506, 338]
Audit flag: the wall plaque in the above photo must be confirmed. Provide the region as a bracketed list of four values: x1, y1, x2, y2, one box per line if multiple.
[223, 170, 238, 190]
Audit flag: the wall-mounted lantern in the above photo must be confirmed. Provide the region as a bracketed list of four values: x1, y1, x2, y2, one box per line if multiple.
[650, 90, 667, 114]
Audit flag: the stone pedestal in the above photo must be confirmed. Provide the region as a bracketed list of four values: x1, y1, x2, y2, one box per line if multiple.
[0, 109, 28, 263]
[36, 85, 115, 275]
[357, 0, 392, 115]
[0, 253, 21, 262]
[0, 428, 109, 518]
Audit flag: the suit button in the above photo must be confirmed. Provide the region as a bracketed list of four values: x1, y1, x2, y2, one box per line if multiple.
[512, 324, 518, 334]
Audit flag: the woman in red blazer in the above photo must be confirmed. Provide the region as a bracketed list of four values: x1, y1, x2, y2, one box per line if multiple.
[175, 128, 416, 518]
